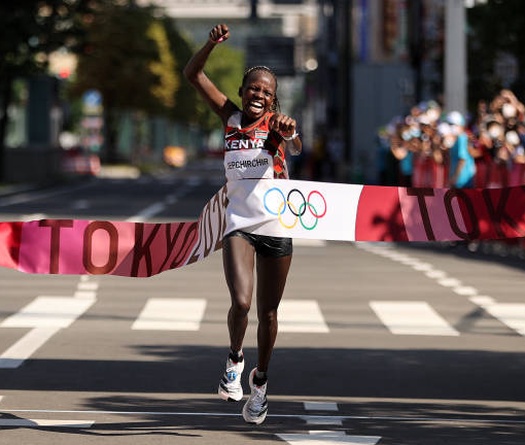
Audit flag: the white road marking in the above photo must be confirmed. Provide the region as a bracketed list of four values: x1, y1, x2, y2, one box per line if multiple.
[370, 301, 459, 336]
[425, 270, 447, 279]
[1, 297, 95, 328]
[77, 281, 99, 291]
[357, 243, 525, 336]
[437, 277, 462, 288]
[304, 402, 339, 411]
[483, 303, 525, 336]
[0, 418, 94, 428]
[0, 327, 60, 368]
[4, 408, 525, 425]
[278, 300, 329, 333]
[0, 181, 94, 207]
[127, 202, 166, 222]
[0, 288, 96, 368]
[304, 401, 341, 426]
[452, 286, 478, 296]
[74, 277, 98, 299]
[74, 291, 97, 300]
[132, 298, 207, 331]
[469, 296, 495, 307]
[411, 262, 434, 272]
[303, 416, 343, 426]
[21, 213, 47, 221]
[277, 432, 381, 445]
[308, 431, 347, 436]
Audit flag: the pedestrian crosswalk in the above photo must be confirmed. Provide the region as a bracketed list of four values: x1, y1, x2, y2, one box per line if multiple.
[119, 296, 525, 338]
[482, 303, 525, 336]
[370, 301, 459, 336]
[2, 241, 525, 367]
[131, 298, 207, 331]
[1, 293, 524, 345]
[277, 300, 329, 333]
[0, 296, 95, 368]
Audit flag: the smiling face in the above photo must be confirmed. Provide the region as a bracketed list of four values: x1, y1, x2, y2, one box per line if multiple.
[240, 70, 276, 123]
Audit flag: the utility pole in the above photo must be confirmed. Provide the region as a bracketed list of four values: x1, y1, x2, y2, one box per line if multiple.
[444, 0, 466, 114]
[250, 0, 258, 21]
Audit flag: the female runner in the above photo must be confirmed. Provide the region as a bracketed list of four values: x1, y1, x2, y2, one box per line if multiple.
[184, 23, 302, 425]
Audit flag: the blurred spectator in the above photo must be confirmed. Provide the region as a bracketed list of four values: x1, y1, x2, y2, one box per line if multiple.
[446, 111, 476, 188]
[389, 120, 414, 187]
[381, 90, 525, 189]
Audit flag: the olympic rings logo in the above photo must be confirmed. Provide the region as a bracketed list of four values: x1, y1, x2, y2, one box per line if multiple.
[263, 187, 327, 230]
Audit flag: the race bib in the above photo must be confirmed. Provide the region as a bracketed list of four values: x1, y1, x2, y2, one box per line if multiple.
[224, 149, 273, 180]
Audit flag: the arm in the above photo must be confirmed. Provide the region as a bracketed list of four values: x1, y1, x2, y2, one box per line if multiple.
[183, 24, 237, 124]
[449, 133, 469, 187]
[449, 158, 465, 187]
[389, 135, 408, 160]
[285, 134, 302, 155]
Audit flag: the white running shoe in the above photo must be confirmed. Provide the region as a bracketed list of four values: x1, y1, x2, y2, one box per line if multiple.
[218, 356, 244, 401]
[242, 368, 268, 425]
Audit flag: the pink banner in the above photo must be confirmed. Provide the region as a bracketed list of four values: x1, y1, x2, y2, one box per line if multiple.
[1, 181, 525, 277]
[0, 186, 228, 277]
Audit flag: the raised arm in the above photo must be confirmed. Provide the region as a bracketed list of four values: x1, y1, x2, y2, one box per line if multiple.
[183, 24, 237, 124]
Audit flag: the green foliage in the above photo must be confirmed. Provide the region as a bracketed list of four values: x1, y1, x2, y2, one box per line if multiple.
[0, 0, 94, 78]
[0, 0, 258, 169]
[160, 22, 246, 132]
[0, 0, 97, 180]
[71, 2, 169, 113]
[69, 1, 189, 162]
[160, 17, 198, 124]
[147, 21, 179, 109]
[194, 42, 245, 132]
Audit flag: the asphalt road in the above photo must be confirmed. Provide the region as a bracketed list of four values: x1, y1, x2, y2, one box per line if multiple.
[0, 159, 525, 444]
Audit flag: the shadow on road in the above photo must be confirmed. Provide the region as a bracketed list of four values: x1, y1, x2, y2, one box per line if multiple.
[1, 345, 525, 442]
[1, 345, 525, 401]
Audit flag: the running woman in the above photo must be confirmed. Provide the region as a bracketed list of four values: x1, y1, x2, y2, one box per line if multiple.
[184, 23, 302, 425]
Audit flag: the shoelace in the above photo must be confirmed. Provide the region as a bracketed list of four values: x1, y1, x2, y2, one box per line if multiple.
[251, 383, 267, 404]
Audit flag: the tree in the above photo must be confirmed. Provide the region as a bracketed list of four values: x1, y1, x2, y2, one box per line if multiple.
[71, 2, 179, 163]
[147, 21, 179, 109]
[160, 16, 198, 124]
[0, 0, 95, 182]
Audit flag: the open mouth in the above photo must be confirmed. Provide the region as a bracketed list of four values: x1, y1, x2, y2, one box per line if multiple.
[248, 101, 264, 113]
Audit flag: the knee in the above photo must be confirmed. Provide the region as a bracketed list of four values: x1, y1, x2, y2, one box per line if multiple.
[231, 298, 251, 317]
[258, 307, 278, 325]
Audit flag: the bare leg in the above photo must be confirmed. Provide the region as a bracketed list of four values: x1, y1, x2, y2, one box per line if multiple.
[255, 254, 292, 372]
[222, 235, 255, 352]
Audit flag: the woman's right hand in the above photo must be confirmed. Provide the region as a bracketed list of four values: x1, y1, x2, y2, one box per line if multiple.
[209, 24, 229, 44]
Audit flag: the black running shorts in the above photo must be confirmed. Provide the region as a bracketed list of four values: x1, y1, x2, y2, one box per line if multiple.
[225, 230, 293, 258]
